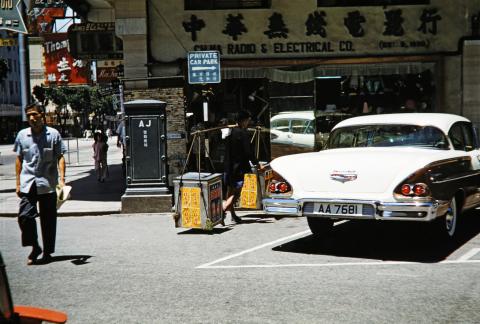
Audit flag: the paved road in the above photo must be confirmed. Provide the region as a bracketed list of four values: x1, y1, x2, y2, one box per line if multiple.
[0, 137, 125, 216]
[2, 212, 480, 323]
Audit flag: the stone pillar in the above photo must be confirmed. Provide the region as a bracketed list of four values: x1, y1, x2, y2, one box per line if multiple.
[462, 40, 480, 129]
[114, 0, 148, 89]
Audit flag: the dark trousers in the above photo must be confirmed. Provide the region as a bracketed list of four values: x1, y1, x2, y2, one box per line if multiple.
[18, 185, 57, 254]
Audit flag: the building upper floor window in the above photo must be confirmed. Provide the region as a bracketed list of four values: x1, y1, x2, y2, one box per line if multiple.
[317, 0, 429, 6]
[185, 0, 271, 10]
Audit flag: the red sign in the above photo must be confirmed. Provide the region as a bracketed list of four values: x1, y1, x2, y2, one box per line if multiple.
[43, 33, 89, 85]
[27, 8, 65, 35]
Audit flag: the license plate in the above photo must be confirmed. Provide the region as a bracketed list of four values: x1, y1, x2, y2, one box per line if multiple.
[314, 203, 362, 215]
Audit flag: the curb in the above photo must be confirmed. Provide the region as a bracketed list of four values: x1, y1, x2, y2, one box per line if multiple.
[0, 210, 121, 218]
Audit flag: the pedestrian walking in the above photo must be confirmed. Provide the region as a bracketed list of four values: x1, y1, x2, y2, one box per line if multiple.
[116, 118, 126, 172]
[92, 132, 108, 182]
[14, 103, 66, 265]
[223, 110, 259, 223]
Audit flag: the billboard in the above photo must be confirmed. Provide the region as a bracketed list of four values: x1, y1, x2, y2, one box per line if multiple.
[43, 33, 89, 85]
[96, 60, 123, 83]
[68, 22, 123, 60]
[27, 7, 65, 35]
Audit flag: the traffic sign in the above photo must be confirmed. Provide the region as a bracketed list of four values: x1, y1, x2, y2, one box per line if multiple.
[187, 51, 221, 84]
[0, 0, 27, 33]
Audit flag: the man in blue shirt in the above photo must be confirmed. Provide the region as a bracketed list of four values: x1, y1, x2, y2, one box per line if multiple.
[14, 103, 66, 265]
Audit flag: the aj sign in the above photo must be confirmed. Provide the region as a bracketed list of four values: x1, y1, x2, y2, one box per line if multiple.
[0, 0, 27, 33]
[187, 51, 221, 84]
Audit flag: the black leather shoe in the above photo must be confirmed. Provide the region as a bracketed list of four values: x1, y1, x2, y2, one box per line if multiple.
[27, 246, 42, 265]
[38, 253, 52, 264]
[232, 215, 242, 224]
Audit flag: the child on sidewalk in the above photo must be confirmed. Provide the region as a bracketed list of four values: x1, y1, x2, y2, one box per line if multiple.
[92, 132, 108, 182]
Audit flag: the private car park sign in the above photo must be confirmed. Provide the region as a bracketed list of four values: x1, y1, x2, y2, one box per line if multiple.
[0, 0, 27, 33]
[187, 51, 221, 84]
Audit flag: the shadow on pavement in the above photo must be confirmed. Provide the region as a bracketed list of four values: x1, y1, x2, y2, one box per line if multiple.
[272, 212, 480, 263]
[67, 164, 126, 202]
[178, 227, 232, 235]
[236, 218, 274, 224]
[34, 255, 92, 266]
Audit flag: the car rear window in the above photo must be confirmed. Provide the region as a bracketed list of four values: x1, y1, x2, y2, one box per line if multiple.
[328, 124, 449, 150]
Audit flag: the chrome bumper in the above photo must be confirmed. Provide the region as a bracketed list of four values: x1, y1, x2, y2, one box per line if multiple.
[262, 198, 450, 222]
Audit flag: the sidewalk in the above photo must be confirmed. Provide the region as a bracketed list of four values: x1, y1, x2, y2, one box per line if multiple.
[0, 137, 125, 217]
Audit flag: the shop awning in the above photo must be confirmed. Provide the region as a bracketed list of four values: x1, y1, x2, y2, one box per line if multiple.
[222, 61, 436, 83]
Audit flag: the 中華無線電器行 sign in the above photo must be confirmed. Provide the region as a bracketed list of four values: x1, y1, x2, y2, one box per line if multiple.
[187, 51, 221, 84]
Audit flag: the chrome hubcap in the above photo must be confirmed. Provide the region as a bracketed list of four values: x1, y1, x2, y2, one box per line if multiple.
[445, 199, 456, 235]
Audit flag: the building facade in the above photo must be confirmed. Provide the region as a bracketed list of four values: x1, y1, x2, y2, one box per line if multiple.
[0, 31, 22, 143]
[74, 0, 480, 180]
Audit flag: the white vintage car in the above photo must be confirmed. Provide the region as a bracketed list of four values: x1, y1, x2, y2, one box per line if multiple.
[263, 113, 480, 239]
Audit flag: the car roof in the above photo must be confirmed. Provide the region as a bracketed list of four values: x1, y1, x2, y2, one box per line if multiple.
[271, 111, 314, 121]
[333, 113, 470, 133]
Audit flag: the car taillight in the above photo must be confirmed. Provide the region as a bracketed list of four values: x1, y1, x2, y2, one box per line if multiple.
[278, 182, 290, 193]
[401, 184, 411, 196]
[268, 181, 291, 194]
[400, 183, 429, 196]
[269, 183, 276, 193]
[413, 183, 427, 196]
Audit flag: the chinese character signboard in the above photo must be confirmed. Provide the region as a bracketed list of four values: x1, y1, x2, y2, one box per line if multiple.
[187, 50, 221, 84]
[43, 33, 89, 85]
[181, 187, 202, 228]
[240, 173, 258, 209]
[32, 0, 65, 8]
[27, 7, 65, 35]
[0, 37, 17, 46]
[96, 60, 123, 83]
[0, 0, 27, 33]
[151, 1, 469, 61]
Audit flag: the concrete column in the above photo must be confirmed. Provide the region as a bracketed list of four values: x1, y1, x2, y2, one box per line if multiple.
[114, 0, 148, 89]
[462, 40, 480, 129]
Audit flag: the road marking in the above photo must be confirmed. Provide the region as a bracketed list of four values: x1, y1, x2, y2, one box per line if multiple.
[456, 248, 480, 261]
[196, 230, 312, 269]
[200, 259, 480, 269]
[197, 221, 480, 270]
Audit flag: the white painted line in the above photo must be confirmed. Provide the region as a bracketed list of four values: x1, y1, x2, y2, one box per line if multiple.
[197, 220, 480, 270]
[196, 230, 311, 269]
[197, 220, 348, 269]
[456, 248, 480, 261]
[201, 259, 480, 269]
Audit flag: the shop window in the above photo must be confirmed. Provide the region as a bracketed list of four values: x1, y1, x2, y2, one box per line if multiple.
[185, 0, 271, 10]
[98, 33, 114, 52]
[80, 34, 96, 53]
[317, 0, 429, 6]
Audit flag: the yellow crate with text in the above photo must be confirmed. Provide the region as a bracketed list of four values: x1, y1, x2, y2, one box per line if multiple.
[240, 173, 260, 209]
[173, 172, 224, 230]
